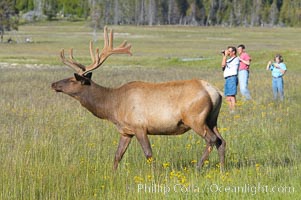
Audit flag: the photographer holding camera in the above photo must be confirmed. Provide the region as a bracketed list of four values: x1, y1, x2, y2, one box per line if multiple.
[266, 54, 287, 101]
[221, 46, 240, 113]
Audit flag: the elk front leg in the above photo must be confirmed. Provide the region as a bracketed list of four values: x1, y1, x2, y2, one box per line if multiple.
[135, 132, 153, 161]
[114, 135, 133, 170]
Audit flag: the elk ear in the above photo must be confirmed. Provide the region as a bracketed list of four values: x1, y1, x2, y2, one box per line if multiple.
[74, 73, 91, 85]
[84, 72, 92, 80]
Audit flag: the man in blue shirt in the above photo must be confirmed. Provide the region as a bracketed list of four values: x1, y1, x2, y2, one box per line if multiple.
[266, 54, 287, 101]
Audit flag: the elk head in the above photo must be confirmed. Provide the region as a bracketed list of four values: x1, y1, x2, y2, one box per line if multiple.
[52, 26, 132, 96]
[51, 72, 93, 97]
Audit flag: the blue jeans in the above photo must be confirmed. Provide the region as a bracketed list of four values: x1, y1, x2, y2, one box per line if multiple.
[272, 77, 284, 101]
[238, 70, 251, 100]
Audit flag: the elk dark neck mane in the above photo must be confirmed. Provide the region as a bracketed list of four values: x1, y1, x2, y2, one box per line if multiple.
[77, 82, 115, 120]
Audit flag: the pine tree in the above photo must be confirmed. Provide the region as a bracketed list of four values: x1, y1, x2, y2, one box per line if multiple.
[0, 0, 19, 42]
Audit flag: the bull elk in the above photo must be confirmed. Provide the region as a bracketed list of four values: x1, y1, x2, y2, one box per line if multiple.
[51, 27, 226, 170]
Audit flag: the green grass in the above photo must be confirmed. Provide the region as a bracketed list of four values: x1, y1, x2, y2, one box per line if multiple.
[0, 22, 301, 199]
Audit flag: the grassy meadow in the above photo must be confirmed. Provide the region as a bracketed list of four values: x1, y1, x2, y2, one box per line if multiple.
[0, 22, 301, 199]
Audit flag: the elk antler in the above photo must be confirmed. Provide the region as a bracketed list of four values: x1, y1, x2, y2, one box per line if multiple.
[60, 26, 132, 76]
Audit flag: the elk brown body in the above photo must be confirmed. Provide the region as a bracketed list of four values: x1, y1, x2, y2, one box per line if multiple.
[51, 27, 226, 170]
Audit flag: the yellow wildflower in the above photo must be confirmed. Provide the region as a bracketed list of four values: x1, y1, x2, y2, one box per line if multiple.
[163, 162, 170, 169]
[191, 160, 197, 164]
[134, 176, 144, 183]
[146, 157, 153, 164]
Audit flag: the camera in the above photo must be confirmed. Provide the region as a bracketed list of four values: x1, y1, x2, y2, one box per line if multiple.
[221, 50, 225, 55]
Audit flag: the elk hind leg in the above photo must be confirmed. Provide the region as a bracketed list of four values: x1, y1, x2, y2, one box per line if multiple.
[193, 124, 222, 169]
[197, 142, 213, 168]
[190, 123, 215, 168]
[213, 126, 226, 170]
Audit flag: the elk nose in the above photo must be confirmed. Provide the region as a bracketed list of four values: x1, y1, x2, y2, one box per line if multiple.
[51, 82, 63, 92]
[51, 82, 56, 89]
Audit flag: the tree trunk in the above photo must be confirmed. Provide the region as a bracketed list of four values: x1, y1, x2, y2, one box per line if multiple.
[114, 0, 119, 25]
[138, 0, 145, 25]
[251, 0, 262, 26]
[148, 0, 155, 26]
[270, 0, 279, 25]
[0, 29, 3, 43]
[168, 0, 172, 24]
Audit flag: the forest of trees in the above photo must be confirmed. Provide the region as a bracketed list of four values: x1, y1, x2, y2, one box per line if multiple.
[1, 0, 301, 38]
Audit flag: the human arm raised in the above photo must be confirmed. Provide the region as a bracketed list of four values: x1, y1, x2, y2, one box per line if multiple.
[239, 56, 250, 66]
[266, 61, 272, 70]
